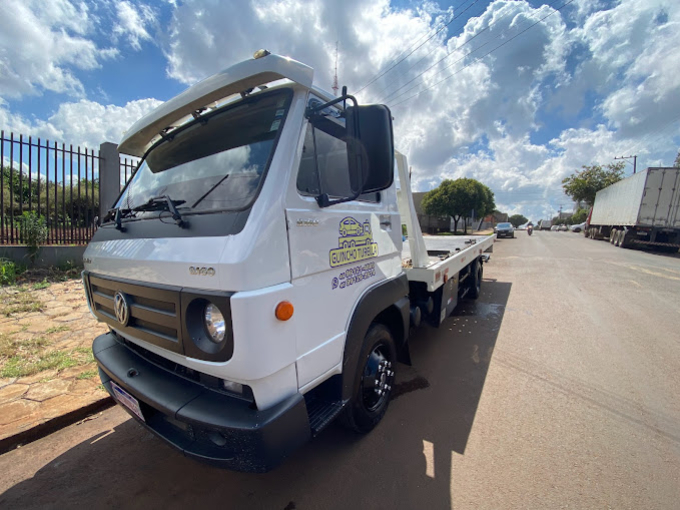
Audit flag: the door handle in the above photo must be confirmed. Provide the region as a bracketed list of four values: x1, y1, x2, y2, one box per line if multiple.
[379, 215, 392, 229]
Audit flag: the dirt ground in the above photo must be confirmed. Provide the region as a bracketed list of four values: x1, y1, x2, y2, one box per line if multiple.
[0, 275, 108, 443]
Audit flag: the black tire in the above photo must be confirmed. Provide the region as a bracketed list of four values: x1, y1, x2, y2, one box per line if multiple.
[609, 229, 617, 244]
[341, 323, 397, 434]
[467, 259, 482, 300]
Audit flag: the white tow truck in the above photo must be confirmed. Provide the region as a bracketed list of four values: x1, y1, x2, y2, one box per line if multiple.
[83, 51, 495, 472]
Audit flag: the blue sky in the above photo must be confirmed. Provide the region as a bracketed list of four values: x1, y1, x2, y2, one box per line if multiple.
[1, 0, 679, 221]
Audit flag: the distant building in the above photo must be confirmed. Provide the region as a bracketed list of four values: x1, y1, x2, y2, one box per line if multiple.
[411, 192, 450, 234]
[478, 211, 508, 231]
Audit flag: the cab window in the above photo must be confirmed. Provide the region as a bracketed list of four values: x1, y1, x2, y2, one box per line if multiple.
[297, 107, 379, 203]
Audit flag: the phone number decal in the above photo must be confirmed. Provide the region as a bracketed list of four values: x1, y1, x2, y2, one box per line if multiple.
[332, 262, 376, 290]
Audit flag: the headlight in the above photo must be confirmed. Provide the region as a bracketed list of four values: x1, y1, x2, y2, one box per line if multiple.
[204, 303, 226, 343]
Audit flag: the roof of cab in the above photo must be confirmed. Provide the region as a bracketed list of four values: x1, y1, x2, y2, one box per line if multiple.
[118, 53, 314, 157]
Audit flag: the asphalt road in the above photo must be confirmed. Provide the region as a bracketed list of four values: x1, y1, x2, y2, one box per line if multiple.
[2, 231, 679, 509]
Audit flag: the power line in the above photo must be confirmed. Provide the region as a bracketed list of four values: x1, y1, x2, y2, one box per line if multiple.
[377, 0, 560, 104]
[613, 154, 637, 174]
[618, 114, 680, 158]
[356, 0, 481, 94]
[390, 0, 576, 109]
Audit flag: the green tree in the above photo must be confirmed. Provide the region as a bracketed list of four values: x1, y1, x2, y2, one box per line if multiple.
[422, 178, 495, 234]
[508, 214, 528, 228]
[570, 208, 588, 224]
[674, 152, 680, 168]
[561, 162, 625, 207]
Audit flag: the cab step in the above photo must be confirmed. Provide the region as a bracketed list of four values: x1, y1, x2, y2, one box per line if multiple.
[306, 397, 345, 436]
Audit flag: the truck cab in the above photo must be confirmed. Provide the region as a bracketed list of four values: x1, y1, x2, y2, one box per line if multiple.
[84, 52, 493, 472]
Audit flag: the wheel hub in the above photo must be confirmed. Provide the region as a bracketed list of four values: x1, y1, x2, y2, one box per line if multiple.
[361, 347, 394, 411]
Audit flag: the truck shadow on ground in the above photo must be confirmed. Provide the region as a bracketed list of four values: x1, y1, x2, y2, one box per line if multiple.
[0, 280, 512, 510]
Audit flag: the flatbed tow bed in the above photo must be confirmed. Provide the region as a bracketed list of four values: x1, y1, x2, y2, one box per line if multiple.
[403, 234, 494, 292]
[395, 151, 495, 294]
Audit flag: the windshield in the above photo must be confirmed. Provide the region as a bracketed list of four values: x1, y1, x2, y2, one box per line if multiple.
[497, 223, 512, 228]
[116, 88, 292, 215]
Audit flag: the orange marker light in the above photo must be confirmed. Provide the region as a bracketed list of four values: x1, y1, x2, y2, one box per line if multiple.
[275, 301, 294, 321]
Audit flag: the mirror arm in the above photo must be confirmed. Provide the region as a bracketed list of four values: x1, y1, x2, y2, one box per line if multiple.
[315, 188, 362, 208]
[305, 94, 358, 119]
[307, 90, 364, 208]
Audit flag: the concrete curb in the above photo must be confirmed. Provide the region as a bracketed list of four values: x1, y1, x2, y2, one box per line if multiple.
[0, 396, 115, 456]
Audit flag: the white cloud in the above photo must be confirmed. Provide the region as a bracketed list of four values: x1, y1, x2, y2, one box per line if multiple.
[0, 98, 163, 150]
[2, 0, 680, 222]
[113, 1, 156, 51]
[0, 0, 117, 99]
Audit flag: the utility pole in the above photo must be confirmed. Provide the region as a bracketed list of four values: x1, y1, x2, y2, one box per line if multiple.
[332, 41, 339, 96]
[614, 154, 637, 174]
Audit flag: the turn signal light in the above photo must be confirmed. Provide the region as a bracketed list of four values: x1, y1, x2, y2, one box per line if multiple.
[275, 301, 294, 321]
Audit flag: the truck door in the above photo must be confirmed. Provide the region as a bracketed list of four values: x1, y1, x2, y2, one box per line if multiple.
[284, 96, 402, 390]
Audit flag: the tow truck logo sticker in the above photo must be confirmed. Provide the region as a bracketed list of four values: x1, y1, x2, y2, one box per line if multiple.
[329, 217, 378, 268]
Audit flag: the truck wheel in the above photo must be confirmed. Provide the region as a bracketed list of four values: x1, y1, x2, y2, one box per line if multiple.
[467, 259, 482, 300]
[616, 230, 625, 247]
[341, 323, 397, 434]
[610, 229, 617, 244]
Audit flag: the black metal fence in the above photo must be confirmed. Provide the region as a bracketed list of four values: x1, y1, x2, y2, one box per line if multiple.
[120, 156, 138, 187]
[1, 131, 140, 246]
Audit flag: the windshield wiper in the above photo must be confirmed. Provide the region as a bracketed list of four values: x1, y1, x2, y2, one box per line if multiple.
[191, 174, 230, 209]
[102, 207, 135, 230]
[133, 195, 187, 227]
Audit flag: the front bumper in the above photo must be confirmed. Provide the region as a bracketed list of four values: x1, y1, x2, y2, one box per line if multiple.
[93, 333, 311, 472]
[496, 231, 513, 237]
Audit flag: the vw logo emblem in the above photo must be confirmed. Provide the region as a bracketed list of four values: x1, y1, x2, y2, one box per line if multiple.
[114, 291, 130, 326]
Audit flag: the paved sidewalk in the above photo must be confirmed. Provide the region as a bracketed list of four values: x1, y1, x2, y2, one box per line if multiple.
[0, 279, 110, 450]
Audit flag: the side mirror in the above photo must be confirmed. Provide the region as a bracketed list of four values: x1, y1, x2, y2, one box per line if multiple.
[346, 104, 394, 193]
[305, 95, 394, 207]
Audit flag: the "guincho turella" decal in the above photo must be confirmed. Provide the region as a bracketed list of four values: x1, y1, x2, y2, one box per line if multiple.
[329, 217, 379, 268]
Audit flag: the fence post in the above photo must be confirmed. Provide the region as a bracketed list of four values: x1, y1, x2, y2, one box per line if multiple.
[99, 142, 120, 215]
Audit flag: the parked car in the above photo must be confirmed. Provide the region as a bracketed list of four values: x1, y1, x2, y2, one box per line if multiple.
[550, 225, 558, 231]
[494, 222, 515, 238]
[570, 222, 586, 233]
[557, 224, 568, 231]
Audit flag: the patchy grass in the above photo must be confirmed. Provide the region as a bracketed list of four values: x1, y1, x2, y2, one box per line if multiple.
[31, 279, 51, 290]
[45, 325, 70, 335]
[1, 351, 80, 378]
[96, 384, 107, 392]
[14, 264, 82, 286]
[0, 333, 95, 378]
[73, 346, 95, 363]
[76, 369, 98, 380]
[1, 259, 27, 286]
[1, 288, 44, 316]
[0, 332, 49, 358]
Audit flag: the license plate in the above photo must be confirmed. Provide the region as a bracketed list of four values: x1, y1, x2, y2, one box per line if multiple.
[111, 382, 145, 422]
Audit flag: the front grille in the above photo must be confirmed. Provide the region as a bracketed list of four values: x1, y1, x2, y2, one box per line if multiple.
[87, 274, 184, 354]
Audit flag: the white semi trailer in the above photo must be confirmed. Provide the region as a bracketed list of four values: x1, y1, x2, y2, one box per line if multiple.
[586, 167, 680, 252]
[83, 51, 495, 472]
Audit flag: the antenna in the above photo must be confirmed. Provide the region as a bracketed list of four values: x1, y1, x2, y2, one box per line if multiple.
[332, 41, 339, 96]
